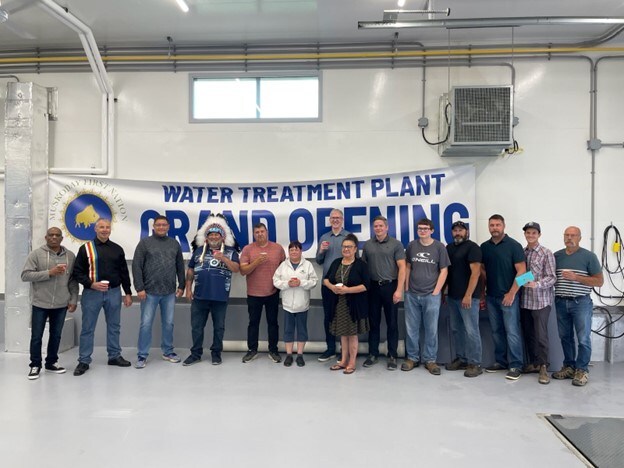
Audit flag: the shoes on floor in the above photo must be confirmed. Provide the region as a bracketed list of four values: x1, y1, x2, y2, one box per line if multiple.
[107, 356, 131, 367]
[73, 362, 89, 376]
[387, 356, 397, 371]
[363, 355, 379, 367]
[162, 353, 181, 363]
[538, 365, 550, 385]
[464, 365, 483, 378]
[268, 352, 282, 363]
[401, 359, 418, 372]
[211, 354, 222, 365]
[425, 361, 441, 376]
[506, 368, 521, 380]
[317, 351, 336, 362]
[552, 366, 575, 380]
[28, 366, 41, 380]
[485, 363, 507, 373]
[183, 355, 201, 366]
[44, 363, 66, 374]
[284, 355, 294, 367]
[296, 355, 305, 367]
[572, 369, 589, 387]
[242, 350, 258, 363]
[445, 358, 468, 371]
[135, 358, 147, 369]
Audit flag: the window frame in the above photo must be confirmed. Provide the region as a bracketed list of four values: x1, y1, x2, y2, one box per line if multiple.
[189, 71, 323, 123]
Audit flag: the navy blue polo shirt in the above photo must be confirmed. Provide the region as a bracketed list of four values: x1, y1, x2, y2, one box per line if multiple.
[480, 234, 525, 298]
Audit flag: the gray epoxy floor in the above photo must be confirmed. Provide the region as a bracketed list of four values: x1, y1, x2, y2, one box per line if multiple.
[2, 348, 622, 468]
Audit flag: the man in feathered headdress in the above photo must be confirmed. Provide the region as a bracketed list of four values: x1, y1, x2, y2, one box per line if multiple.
[183, 214, 240, 366]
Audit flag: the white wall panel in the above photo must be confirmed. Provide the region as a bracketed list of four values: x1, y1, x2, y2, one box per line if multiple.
[2, 59, 624, 298]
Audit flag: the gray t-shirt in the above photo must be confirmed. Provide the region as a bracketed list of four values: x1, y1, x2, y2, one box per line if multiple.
[406, 239, 451, 295]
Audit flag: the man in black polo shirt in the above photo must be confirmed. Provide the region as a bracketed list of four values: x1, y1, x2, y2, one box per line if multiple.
[361, 215, 406, 370]
[480, 214, 526, 380]
[72, 218, 133, 376]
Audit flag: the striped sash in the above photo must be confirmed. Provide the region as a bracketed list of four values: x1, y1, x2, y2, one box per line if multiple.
[85, 241, 99, 283]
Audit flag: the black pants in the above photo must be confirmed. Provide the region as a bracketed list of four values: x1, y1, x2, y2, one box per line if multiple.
[520, 305, 551, 366]
[321, 285, 337, 354]
[247, 292, 280, 353]
[368, 281, 399, 358]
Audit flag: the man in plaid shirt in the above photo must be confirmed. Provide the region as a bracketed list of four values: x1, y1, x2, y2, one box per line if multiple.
[520, 222, 556, 385]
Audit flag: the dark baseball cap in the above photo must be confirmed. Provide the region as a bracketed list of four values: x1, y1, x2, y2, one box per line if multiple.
[522, 222, 541, 233]
[451, 221, 468, 230]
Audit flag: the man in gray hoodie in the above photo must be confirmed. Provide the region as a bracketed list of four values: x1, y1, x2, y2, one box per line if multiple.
[21, 227, 79, 380]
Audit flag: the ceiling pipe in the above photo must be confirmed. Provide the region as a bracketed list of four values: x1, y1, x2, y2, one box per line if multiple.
[36, 0, 114, 176]
[358, 16, 624, 29]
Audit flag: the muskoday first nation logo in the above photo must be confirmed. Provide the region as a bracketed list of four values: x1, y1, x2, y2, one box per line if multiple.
[49, 178, 128, 242]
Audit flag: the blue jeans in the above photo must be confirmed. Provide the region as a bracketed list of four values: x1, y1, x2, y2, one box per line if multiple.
[555, 295, 593, 371]
[283, 311, 309, 343]
[137, 293, 176, 359]
[29, 305, 67, 368]
[190, 299, 227, 358]
[486, 295, 523, 369]
[78, 287, 122, 364]
[448, 297, 482, 365]
[404, 292, 441, 363]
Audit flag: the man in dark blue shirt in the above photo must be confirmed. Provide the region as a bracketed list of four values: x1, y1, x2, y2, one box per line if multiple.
[480, 214, 526, 381]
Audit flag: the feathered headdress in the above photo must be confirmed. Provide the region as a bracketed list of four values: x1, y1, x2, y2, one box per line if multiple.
[192, 214, 240, 264]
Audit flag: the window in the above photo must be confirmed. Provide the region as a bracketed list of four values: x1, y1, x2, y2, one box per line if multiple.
[190, 73, 321, 122]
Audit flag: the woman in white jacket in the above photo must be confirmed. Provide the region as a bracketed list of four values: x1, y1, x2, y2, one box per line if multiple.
[273, 241, 318, 367]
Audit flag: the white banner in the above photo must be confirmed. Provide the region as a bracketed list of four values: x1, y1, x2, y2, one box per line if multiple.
[48, 165, 476, 259]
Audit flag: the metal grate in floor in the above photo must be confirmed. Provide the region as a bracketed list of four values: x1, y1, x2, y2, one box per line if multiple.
[545, 414, 624, 468]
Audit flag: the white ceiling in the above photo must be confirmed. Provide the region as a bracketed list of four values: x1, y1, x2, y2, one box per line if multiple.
[1, 0, 624, 50]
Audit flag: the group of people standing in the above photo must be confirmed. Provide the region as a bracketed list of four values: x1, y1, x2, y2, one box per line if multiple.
[21, 210, 603, 387]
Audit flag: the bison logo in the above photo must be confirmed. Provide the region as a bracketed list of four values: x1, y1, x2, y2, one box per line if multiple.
[64, 194, 113, 241]
[75, 204, 100, 228]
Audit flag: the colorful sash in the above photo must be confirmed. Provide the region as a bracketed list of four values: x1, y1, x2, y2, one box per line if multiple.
[85, 241, 99, 283]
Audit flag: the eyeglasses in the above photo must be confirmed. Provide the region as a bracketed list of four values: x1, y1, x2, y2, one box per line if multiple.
[153, 223, 169, 227]
[342, 245, 356, 250]
[417, 227, 431, 231]
[330, 217, 343, 221]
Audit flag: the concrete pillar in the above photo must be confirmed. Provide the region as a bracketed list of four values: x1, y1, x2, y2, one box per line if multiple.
[3, 82, 53, 352]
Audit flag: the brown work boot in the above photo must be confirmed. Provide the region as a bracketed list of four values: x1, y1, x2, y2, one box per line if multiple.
[572, 369, 589, 387]
[464, 364, 483, 378]
[445, 358, 468, 371]
[538, 365, 550, 385]
[401, 359, 417, 372]
[522, 363, 539, 374]
[552, 366, 574, 380]
[425, 361, 441, 375]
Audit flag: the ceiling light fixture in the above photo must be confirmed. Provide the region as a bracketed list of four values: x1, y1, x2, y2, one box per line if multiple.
[0, 8, 8, 23]
[359, 16, 624, 30]
[175, 0, 189, 13]
[397, 0, 406, 7]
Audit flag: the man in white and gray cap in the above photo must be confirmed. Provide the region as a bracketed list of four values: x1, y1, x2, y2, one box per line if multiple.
[519, 221, 556, 385]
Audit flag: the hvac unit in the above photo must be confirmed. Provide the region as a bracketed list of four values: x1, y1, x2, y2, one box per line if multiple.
[438, 85, 513, 157]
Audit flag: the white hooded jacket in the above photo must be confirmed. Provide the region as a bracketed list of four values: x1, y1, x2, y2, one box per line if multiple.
[272, 258, 318, 313]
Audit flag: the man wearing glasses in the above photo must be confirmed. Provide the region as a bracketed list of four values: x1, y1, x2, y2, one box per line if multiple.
[403, 218, 450, 375]
[361, 215, 406, 370]
[132, 215, 185, 369]
[315, 209, 350, 362]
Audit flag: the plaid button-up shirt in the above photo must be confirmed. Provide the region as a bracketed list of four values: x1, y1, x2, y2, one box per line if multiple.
[520, 243, 556, 310]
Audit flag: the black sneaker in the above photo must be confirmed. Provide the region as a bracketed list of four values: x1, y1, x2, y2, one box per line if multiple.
[485, 363, 506, 373]
[318, 350, 336, 362]
[211, 354, 222, 366]
[183, 355, 201, 366]
[506, 368, 521, 380]
[242, 350, 258, 363]
[268, 351, 282, 363]
[73, 362, 89, 376]
[108, 356, 131, 367]
[296, 355, 305, 367]
[445, 358, 468, 371]
[363, 355, 379, 367]
[28, 367, 41, 380]
[387, 357, 397, 371]
[45, 363, 66, 374]
[284, 355, 294, 367]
